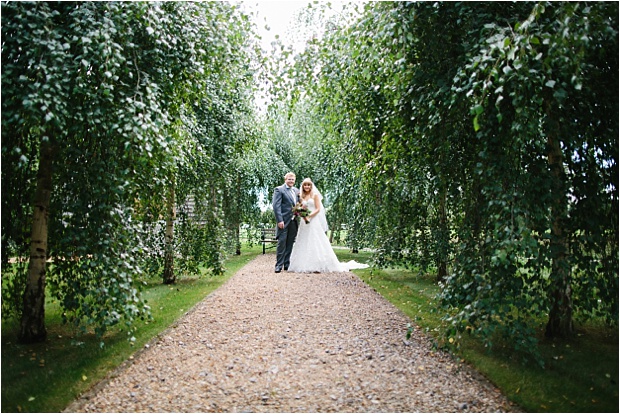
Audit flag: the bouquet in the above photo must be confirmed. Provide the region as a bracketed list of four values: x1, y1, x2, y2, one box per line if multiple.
[292, 201, 311, 223]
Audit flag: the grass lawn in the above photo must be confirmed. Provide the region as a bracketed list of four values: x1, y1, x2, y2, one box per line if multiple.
[334, 249, 619, 413]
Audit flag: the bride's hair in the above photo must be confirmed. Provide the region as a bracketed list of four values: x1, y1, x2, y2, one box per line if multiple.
[300, 177, 316, 199]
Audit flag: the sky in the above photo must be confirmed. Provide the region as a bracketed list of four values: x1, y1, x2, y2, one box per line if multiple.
[247, 1, 309, 49]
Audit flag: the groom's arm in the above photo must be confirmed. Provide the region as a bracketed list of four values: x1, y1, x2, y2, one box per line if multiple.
[272, 187, 284, 225]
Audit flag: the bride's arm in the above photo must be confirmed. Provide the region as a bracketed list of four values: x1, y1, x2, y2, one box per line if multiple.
[309, 193, 322, 218]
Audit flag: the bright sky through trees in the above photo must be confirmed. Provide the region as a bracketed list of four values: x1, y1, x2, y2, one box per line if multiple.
[249, 1, 307, 49]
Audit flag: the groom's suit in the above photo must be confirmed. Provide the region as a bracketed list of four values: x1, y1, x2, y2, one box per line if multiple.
[272, 183, 300, 271]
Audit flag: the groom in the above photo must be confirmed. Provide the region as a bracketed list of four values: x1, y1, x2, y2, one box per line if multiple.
[272, 172, 300, 273]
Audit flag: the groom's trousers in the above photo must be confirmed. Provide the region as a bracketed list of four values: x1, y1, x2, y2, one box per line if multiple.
[275, 219, 298, 270]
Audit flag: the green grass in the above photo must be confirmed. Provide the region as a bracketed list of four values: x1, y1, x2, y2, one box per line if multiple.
[337, 250, 619, 413]
[1, 245, 262, 413]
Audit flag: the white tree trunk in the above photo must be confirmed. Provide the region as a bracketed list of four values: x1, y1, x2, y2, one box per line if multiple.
[19, 140, 53, 343]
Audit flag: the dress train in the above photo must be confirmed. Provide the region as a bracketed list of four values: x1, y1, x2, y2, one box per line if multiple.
[288, 198, 369, 273]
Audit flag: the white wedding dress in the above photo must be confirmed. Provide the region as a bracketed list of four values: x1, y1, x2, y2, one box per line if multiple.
[288, 197, 369, 273]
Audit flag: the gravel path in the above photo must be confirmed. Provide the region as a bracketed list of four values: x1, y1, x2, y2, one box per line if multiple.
[66, 254, 517, 413]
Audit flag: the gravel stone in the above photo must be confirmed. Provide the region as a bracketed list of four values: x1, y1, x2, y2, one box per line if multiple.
[65, 254, 519, 413]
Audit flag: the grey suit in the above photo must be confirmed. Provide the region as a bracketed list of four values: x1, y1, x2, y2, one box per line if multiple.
[272, 183, 299, 271]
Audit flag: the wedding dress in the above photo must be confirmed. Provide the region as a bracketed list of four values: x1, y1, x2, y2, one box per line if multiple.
[288, 197, 369, 273]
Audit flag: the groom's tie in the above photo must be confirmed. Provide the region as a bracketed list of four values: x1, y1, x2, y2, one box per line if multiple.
[289, 187, 296, 204]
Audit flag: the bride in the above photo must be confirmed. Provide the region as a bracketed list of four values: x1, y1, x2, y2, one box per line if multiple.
[288, 178, 368, 273]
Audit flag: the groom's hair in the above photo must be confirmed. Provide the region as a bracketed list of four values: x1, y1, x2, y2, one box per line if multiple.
[284, 172, 296, 179]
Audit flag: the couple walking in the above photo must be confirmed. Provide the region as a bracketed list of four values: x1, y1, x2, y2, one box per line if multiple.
[272, 172, 346, 273]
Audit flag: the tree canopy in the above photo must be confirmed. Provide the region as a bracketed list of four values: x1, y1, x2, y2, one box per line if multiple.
[2, 1, 259, 342]
[2, 1, 617, 359]
[269, 1, 618, 358]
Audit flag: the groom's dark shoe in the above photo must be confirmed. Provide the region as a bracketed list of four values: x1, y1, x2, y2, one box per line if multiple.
[275, 267, 282, 273]
[284, 267, 289, 271]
